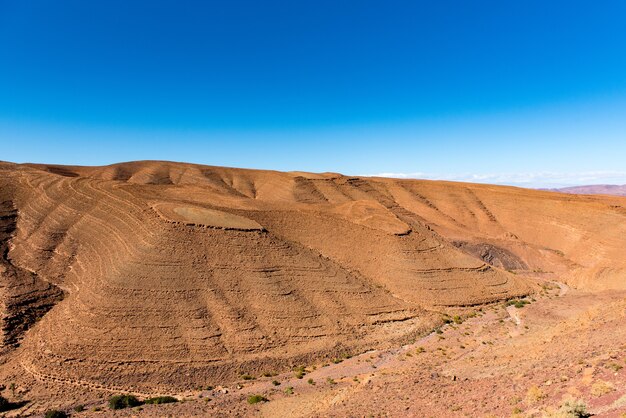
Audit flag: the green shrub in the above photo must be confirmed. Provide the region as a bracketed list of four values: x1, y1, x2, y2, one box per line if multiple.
[45, 411, 68, 418]
[559, 398, 591, 417]
[294, 365, 306, 379]
[73, 404, 85, 412]
[307, 378, 315, 385]
[240, 374, 255, 380]
[108, 394, 142, 410]
[144, 396, 178, 404]
[284, 386, 294, 395]
[607, 362, 623, 372]
[247, 395, 268, 404]
[271, 380, 281, 386]
[505, 299, 530, 309]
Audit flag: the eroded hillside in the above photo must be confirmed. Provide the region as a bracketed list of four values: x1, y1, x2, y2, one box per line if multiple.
[0, 160, 625, 415]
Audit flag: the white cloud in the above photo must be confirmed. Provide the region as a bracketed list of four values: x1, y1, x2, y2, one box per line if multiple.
[364, 171, 626, 188]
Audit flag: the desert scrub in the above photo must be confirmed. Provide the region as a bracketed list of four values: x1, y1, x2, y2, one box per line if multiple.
[144, 396, 178, 404]
[108, 394, 141, 410]
[545, 398, 591, 418]
[607, 362, 623, 372]
[326, 377, 336, 385]
[307, 378, 315, 385]
[284, 386, 294, 395]
[247, 395, 268, 404]
[240, 374, 255, 380]
[560, 398, 591, 417]
[525, 385, 546, 404]
[294, 365, 306, 379]
[44, 411, 68, 418]
[271, 380, 281, 386]
[73, 404, 85, 412]
[505, 299, 530, 309]
[591, 380, 614, 397]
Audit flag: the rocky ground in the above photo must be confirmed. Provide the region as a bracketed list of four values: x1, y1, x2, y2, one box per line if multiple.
[1, 161, 625, 417]
[2, 275, 624, 417]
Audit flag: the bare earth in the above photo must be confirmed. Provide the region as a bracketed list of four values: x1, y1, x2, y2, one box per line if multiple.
[0, 160, 625, 417]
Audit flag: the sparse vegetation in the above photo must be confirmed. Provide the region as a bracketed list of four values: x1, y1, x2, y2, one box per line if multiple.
[591, 380, 614, 397]
[144, 396, 178, 404]
[525, 385, 545, 404]
[294, 365, 306, 379]
[607, 362, 623, 372]
[240, 374, 255, 380]
[108, 394, 141, 410]
[271, 380, 281, 386]
[326, 377, 336, 385]
[73, 404, 85, 412]
[247, 394, 268, 404]
[415, 346, 425, 354]
[284, 386, 294, 395]
[505, 299, 530, 309]
[555, 398, 591, 417]
[307, 378, 315, 385]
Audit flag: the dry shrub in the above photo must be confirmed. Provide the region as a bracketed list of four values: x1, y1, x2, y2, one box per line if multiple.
[526, 385, 546, 404]
[590, 380, 614, 397]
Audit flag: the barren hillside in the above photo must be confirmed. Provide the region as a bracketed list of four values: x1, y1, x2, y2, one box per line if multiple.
[1, 160, 625, 416]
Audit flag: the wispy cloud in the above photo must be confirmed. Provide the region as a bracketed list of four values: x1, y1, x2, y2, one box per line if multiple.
[364, 171, 626, 188]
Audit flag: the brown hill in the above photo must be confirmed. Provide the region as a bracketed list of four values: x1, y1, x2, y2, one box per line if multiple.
[1, 160, 626, 415]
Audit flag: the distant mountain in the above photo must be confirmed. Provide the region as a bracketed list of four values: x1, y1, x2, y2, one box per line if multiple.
[547, 184, 626, 196]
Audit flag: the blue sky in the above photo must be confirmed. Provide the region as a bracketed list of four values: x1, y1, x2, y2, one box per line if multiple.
[1, 1, 626, 187]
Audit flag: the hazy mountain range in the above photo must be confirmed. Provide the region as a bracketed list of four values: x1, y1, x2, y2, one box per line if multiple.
[547, 184, 626, 196]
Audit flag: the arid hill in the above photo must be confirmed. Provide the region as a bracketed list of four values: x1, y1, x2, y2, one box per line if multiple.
[0, 160, 625, 416]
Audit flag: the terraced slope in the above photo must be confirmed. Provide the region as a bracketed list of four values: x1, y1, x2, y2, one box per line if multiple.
[1, 160, 624, 400]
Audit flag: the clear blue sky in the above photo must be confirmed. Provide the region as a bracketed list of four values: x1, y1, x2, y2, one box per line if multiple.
[2, 1, 626, 187]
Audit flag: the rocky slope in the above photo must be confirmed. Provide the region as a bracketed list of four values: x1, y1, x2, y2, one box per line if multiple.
[0, 160, 625, 415]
